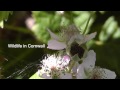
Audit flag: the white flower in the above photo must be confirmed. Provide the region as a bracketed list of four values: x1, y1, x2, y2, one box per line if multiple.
[38, 54, 72, 79]
[47, 24, 97, 50]
[76, 50, 116, 79]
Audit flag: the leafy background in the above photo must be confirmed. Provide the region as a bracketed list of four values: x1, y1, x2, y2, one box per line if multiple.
[0, 11, 120, 79]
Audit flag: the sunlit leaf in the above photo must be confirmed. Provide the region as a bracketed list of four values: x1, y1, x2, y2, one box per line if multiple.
[29, 72, 43, 79]
[0, 11, 13, 28]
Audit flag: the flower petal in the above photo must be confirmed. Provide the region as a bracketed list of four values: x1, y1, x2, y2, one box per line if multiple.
[60, 73, 72, 79]
[77, 65, 87, 79]
[100, 68, 116, 79]
[47, 39, 66, 50]
[84, 32, 97, 43]
[47, 29, 60, 40]
[82, 50, 96, 71]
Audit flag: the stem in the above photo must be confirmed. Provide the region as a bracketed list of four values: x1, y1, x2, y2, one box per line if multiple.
[68, 60, 75, 73]
[83, 11, 95, 35]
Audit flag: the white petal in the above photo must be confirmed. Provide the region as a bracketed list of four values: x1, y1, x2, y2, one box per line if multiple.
[47, 29, 60, 40]
[47, 39, 67, 50]
[84, 32, 97, 43]
[101, 68, 116, 79]
[41, 73, 52, 79]
[77, 65, 87, 79]
[82, 50, 96, 71]
[37, 70, 41, 76]
[60, 73, 72, 79]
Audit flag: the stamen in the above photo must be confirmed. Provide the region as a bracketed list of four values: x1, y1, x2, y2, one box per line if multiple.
[90, 67, 105, 79]
[39, 55, 70, 79]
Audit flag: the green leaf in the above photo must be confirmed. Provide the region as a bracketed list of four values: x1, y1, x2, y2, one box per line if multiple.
[0, 11, 13, 28]
[29, 72, 43, 79]
[0, 21, 3, 28]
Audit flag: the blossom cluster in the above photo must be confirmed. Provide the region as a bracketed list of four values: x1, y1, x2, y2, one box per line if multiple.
[38, 24, 116, 79]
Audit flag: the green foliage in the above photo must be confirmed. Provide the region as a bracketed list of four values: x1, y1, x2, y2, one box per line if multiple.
[32, 11, 59, 43]
[0, 11, 13, 28]
[32, 11, 74, 43]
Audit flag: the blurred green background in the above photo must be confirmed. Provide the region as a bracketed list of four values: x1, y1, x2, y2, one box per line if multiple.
[0, 11, 120, 79]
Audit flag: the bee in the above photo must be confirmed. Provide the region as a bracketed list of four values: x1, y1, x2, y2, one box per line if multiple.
[70, 42, 85, 58]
